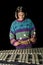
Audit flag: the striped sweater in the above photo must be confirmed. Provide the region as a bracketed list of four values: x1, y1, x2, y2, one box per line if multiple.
[9, 18, 36, 49]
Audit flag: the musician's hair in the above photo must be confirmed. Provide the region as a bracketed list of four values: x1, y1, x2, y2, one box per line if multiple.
[15, 6, 27, 19]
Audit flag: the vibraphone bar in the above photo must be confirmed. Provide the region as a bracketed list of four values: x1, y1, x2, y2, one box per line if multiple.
[0, 48, 43, 65]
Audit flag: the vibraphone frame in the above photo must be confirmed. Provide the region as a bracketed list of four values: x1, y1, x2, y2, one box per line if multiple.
[0, 48, 43, 65]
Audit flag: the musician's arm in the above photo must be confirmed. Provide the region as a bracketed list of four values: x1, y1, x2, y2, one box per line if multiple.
[9, 23, 21, 46]
[29, 20, 36, 43]
[30, 27, 36, 43]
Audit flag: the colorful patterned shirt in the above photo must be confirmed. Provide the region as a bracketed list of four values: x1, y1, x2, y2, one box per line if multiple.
[9, 18, 36, 49]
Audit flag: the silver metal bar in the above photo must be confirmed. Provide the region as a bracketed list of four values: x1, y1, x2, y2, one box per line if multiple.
[11, 53, 17, 62]
[0, 53, 4, 60]
[18, 53, 22, 62]
[25, 54, 28, 63]
[32, 54, 35, 64]
[35, 53, 39, 64]
[3, 53, 9, 61]
[21, 54, 25, 62]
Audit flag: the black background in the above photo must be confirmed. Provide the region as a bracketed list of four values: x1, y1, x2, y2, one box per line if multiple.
[0, 0, 43, 50]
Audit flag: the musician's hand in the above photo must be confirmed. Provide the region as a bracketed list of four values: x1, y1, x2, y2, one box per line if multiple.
[30, 37, 36, 43]
[14, 41, 21, 46]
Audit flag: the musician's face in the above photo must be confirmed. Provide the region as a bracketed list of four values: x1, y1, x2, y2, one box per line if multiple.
[18, 12, 25, 21]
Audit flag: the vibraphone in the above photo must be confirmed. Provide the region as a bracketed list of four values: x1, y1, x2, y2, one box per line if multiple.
[0, 48, 43, 65]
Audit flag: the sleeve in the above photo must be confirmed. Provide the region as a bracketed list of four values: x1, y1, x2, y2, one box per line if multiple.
[9, 22, 17, 45]
[30, 20, 36, 38]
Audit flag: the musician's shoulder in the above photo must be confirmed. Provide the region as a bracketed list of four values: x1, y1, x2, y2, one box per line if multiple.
[26, 18, 32, 23]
